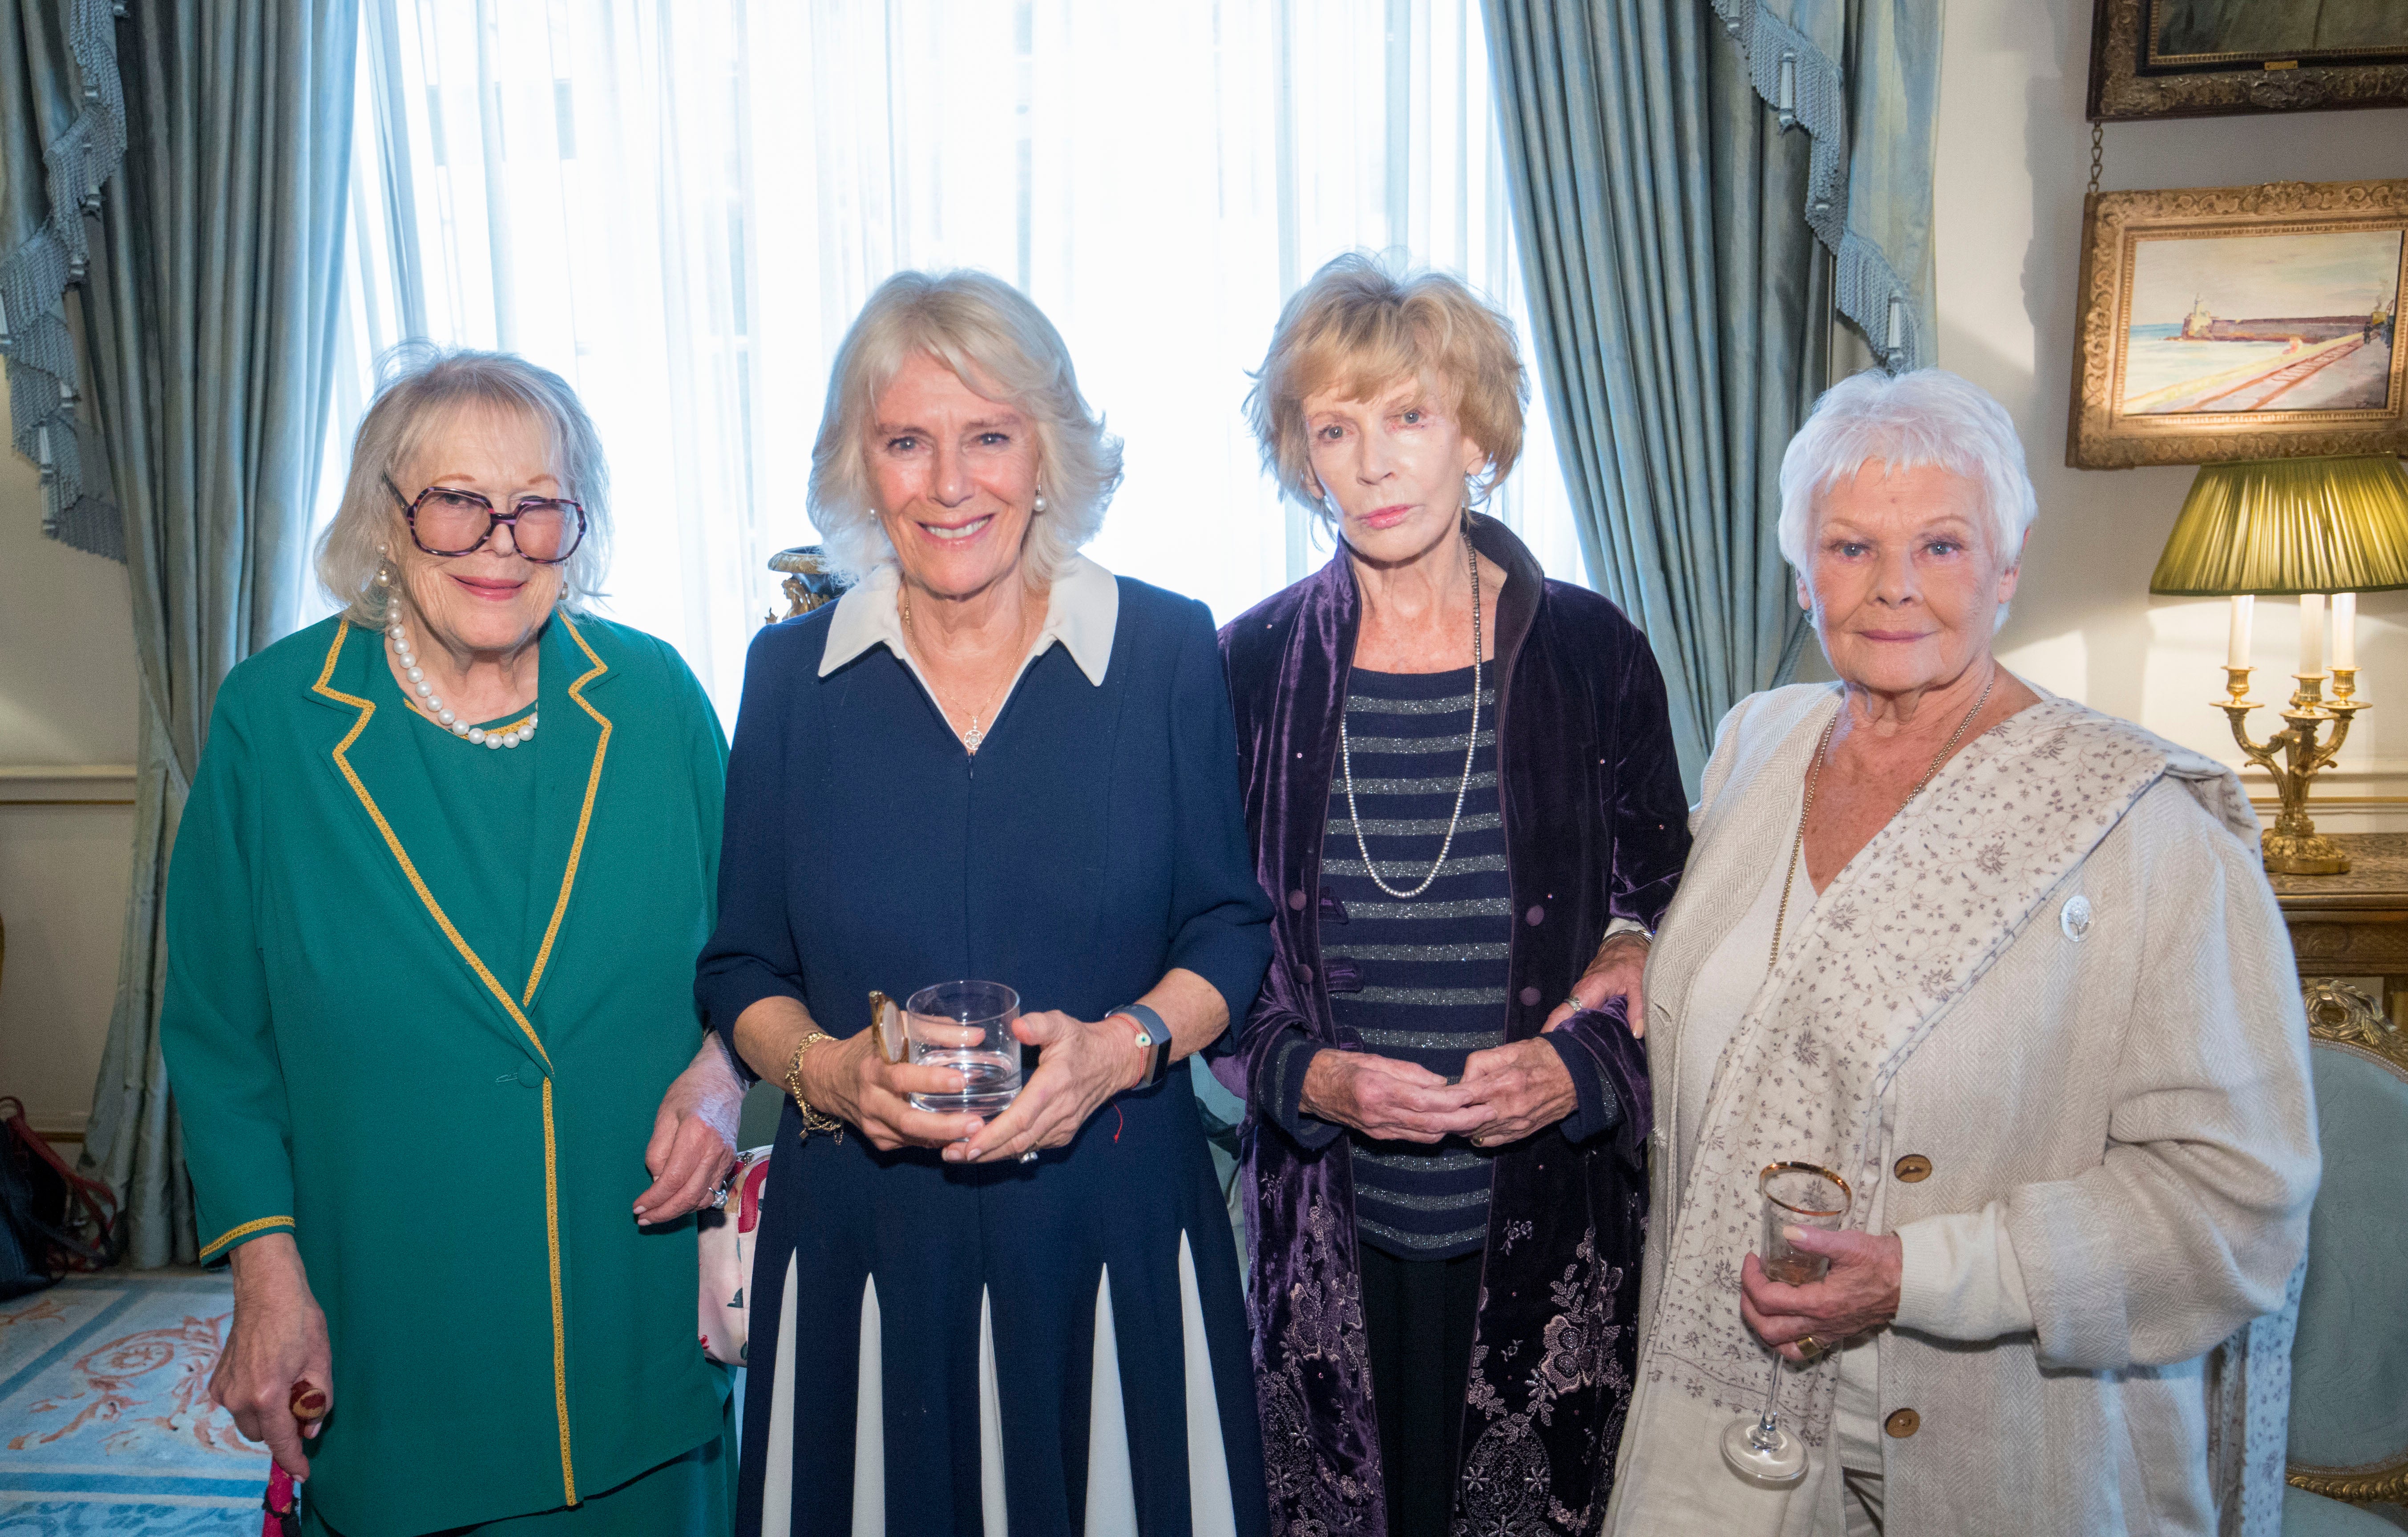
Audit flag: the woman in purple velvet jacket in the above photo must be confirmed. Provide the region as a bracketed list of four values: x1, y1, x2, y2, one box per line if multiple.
[1216, 253, 1690, 1537]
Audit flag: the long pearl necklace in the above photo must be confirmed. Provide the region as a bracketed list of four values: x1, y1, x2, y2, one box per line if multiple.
[1337, 530, 1483, 901]
[385, 619, 538, 749]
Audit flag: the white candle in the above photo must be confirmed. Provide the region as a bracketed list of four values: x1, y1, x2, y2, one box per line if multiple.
[2227, 594, 2254, 670]
[2333, 591, 2357, 670]
[2300, 592, 2326, 678]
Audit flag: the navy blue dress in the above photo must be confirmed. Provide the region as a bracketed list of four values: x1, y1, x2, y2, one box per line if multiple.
[697, 578, 1274, 1537]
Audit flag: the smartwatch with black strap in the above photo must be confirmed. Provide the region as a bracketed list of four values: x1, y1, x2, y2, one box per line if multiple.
[1110, 1002, 1173, 1090]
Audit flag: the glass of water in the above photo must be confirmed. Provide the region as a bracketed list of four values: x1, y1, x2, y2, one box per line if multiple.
[903, 981, 1022, 1115]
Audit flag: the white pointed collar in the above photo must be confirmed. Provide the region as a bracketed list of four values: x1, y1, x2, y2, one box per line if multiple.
[817, 553, 1119, 687]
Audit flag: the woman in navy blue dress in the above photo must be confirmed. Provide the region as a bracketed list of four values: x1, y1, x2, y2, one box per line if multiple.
[696, 270, 1274, 1537]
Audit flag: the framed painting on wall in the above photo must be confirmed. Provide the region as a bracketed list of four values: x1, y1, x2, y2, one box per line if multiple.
[2068, 178, 2406, 469]
[2089, 0, 2408, 121]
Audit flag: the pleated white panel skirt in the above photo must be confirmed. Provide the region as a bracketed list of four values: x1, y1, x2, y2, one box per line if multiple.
[757, 1232, 1238, 1537]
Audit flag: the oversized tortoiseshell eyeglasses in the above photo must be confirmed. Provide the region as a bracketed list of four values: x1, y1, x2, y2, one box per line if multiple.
[386, 477, 588, 564]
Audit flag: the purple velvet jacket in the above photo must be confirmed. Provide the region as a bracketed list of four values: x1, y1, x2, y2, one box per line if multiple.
[1216, 516, 1689, 1537]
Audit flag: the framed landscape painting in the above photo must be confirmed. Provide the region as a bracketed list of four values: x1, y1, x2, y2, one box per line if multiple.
[2068, 178, 2407, 469]
[2089, 0, 2408, 120]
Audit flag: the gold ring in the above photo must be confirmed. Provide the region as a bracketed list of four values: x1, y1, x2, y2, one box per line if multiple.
[1797, 1334, 1823, 1359]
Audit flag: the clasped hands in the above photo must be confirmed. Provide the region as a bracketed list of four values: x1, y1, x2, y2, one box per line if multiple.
[1302, 930, 1653, 1146]
[1301, 1036, 1571, 1146]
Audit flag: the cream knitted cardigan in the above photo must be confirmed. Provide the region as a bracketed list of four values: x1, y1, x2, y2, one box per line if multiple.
[1605, 684, 2319, 1537]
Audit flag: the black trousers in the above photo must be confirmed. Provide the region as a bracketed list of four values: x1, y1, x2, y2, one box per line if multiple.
[1358, 1241, 1484, 1537]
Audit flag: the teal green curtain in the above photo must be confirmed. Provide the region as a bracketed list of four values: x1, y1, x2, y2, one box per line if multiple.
[1712, 0, 1942, 372]
[75, 0, 358, 1267]
[0, 0, 126, 556]
[1484, 0, 1837, 788]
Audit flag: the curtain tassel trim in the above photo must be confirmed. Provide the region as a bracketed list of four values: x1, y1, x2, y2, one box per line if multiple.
[1709, 0, 1928, 375]
[0, 0, 129, 558]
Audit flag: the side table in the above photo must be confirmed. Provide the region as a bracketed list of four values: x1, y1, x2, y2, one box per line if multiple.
[2268, 831, 2408, 1061]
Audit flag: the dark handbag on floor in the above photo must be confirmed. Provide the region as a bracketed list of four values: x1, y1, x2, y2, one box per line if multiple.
[0, 1096, 118, 1296]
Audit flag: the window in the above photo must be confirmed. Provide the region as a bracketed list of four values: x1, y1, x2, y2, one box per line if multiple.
[326, 0, 1589, 716]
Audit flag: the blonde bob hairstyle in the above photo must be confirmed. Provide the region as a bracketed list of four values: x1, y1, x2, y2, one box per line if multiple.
[1246, 252, 1526, 517]
[316, 344, 612, 625]
[808, 269, 1123, 582]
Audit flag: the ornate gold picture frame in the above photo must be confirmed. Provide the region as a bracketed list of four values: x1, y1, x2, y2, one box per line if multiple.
[2067, 179, 2407, 469]
[2089, 0, 2408, 121]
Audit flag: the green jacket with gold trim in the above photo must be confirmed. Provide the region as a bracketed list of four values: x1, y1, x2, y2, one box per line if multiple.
[161, 611, 727, 1535]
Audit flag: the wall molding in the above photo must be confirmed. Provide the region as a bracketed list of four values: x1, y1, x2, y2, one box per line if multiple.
[0, 764, 135, 806]
[2238, 764, 2408, 833]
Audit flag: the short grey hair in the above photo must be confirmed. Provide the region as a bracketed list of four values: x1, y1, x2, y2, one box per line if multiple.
[1777, 368, 2038, 573]
[808, 270, 1122, 582]
[316, 344, 612, 625]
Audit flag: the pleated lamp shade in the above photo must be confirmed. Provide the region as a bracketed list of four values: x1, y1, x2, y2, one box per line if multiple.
[2150, 456, 2408, 597]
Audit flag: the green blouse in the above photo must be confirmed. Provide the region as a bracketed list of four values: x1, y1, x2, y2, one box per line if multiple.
[374, 664, 543, 983]
[160, 612, 729, 1537]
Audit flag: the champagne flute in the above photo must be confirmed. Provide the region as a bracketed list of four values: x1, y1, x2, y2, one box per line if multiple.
[1721, 1161, 1854, 1486]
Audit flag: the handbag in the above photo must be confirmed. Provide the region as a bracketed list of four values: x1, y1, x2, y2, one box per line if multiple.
[0, 1096, 117, 1297]
[697, 1147, 774, 1367]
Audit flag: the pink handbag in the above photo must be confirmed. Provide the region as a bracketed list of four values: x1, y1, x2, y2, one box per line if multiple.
[697, 1147, 774, 1366]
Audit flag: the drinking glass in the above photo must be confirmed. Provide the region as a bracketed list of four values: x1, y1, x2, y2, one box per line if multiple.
[903, 981, 1022, 1115]
[1721, 1161, 1854, 1487]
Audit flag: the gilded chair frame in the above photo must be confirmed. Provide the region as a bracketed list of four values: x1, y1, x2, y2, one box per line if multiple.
[2291, 986, 2408, 1506]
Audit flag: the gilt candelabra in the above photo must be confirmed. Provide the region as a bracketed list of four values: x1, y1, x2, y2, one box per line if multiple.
[2153, 456, 2408, 881]
[2217, 663, 2368, 875]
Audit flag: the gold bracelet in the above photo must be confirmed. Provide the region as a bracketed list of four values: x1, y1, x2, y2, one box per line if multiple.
[783, 1031, 844, 1143]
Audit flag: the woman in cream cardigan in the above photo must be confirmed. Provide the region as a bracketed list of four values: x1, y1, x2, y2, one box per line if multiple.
[1605, 368, 2319, 1537]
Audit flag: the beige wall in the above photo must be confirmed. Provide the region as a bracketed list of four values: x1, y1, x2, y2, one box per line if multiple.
[1938, 0, 2408, 826]
[0, 371, 139, 1138]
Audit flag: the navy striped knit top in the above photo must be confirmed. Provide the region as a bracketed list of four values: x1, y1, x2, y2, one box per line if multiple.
[1321, 665, 1510, 1259]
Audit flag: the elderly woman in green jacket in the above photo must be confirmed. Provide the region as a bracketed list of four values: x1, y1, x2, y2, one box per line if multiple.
[161, 348, 743, 1536]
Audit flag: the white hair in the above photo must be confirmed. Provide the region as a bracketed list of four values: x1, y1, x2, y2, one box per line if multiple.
[316, 344, 611, 625]
[808, 270, 1123, 582]
[1777, 368, 2038, 575]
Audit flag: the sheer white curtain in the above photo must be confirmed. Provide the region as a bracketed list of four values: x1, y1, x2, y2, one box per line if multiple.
[325, 0, 1588, 716]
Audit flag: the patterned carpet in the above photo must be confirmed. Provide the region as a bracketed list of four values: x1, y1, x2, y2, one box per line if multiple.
[0, 1272, 267, 1535]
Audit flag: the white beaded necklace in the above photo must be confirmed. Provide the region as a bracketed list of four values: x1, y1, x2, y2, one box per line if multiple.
[384, 619, 538, 749]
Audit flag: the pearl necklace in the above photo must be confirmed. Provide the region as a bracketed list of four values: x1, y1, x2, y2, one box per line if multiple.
[1337, 530, 1483, 901]
[385, 620, 538, 749]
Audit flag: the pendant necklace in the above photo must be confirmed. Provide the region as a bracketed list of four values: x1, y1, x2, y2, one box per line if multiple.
[1338, 530, 1482, 901]
[899, 588, 1027, 755]
[1768, 665, 1997, 968]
